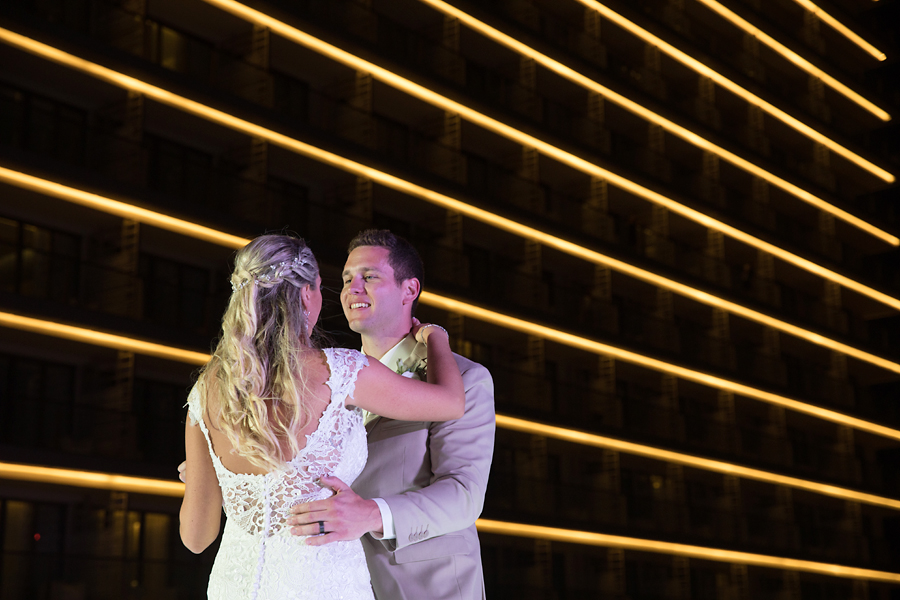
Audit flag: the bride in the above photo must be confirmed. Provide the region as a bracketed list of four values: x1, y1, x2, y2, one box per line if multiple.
[179, 234, 464, 600]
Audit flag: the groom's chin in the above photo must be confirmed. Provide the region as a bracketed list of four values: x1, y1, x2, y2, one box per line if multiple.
[346, 320, 366, 335]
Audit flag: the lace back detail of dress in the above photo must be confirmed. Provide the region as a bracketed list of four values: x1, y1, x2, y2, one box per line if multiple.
[186, 347, 369, 537]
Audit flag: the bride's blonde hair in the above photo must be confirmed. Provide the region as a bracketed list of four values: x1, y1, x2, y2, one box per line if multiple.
[197, 234, 320, 470]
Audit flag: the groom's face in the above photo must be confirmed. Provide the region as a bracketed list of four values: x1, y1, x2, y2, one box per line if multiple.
[341, 245, 409, 337]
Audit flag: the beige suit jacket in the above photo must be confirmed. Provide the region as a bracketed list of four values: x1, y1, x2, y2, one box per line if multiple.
[353, 346, 495, 600]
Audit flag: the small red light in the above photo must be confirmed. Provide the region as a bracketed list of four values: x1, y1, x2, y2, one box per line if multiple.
[33, 533, 41, 541]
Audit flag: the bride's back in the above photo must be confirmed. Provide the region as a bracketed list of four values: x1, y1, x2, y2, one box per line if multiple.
[201, 350, 334, 476]
[187, 346, 376, 600]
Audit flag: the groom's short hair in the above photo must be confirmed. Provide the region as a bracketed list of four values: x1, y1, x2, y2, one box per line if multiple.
[348, 229, 424, 314]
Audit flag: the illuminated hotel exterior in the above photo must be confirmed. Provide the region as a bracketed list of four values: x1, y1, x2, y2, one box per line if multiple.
[1, 0, 899, 597]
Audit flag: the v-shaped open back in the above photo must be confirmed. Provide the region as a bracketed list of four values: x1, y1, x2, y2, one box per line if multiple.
[187, 347, 369, 535]
[186, 347, 375, 600]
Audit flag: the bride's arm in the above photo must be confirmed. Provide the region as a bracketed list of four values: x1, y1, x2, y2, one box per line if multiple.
[179, 417, 223, 553]
[352, 326, 464, 422]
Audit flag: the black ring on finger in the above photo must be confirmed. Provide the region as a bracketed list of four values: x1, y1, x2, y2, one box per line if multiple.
[318, 520, 325, 535]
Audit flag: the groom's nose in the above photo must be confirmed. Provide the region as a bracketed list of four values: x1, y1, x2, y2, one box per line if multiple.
[346, 274, 364, 294]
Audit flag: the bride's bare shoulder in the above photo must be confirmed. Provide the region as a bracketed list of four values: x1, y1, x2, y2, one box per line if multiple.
[301, 348, 332, 379]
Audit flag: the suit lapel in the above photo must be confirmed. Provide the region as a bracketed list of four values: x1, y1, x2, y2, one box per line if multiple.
[365, 415, 383, 432]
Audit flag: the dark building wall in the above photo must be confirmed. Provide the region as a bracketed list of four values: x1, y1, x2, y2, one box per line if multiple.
[1, 0, 899, 598]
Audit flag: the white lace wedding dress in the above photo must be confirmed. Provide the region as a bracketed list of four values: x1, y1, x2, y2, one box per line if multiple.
[186, 348, 375, 600]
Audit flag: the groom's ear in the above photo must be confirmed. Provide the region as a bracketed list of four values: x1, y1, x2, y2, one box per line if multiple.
[400, 278, 420, 306]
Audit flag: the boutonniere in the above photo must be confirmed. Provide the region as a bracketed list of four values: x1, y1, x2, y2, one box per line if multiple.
[396, 358, 427, 381]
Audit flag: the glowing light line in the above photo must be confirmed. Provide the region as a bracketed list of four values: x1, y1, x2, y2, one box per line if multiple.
[4, 316, 899, 510]
[495, 415, 900, 510]
[2, 461, 895, 580]
[421, 292, 900, 442]
[0, 167, 247, 248]
[202, 0, 898, 243]
[0, 462, 185, 497]
[693, 0, 890, 119]
[418, 0, 893, 190]
[7, 164, 900, 374]
[788, 0, 886, 61]
[0, 311, 210, 365]
[3, 303, 899, 442]
[572, 0, 892, 178]
[2, 26, 898, 313]
[476, 519, 900, 582]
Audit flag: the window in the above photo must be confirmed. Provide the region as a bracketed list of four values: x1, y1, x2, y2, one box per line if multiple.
[0, 217, 81, 303]
[133, 378, 190, 465]
[0, 354, 75, 449]
[147, 136, 213, 204]
[140, 254, 225, 336]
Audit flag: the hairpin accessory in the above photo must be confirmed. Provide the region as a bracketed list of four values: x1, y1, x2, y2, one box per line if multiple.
[231, 249, 314, 292]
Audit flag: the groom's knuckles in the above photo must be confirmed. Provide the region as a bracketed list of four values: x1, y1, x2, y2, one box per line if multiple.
[320, 476, 349, 492]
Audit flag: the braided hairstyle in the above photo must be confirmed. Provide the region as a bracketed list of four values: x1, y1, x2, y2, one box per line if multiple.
[197, 234, 321, 471]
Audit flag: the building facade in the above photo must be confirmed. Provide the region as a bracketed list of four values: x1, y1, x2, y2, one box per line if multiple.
[1, 0, 899, 597]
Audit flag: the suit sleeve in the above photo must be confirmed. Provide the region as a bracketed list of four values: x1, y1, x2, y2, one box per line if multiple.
[378, 361, 495, 551]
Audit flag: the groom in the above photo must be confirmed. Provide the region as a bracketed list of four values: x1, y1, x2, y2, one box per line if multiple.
[288, 229, 495, 599]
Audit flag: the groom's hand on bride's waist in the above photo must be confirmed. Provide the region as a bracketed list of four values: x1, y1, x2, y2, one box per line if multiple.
[287, 476, 383, 546]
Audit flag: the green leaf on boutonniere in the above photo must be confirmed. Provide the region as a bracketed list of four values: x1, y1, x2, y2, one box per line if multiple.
[397, 360, 427, 381]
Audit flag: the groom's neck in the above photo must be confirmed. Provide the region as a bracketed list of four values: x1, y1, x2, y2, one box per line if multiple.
[361, 326, 412, 360]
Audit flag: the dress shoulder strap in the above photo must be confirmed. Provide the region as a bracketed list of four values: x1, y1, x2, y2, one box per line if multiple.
[322, 348, 369, 406]
[185, 384, 218, 461]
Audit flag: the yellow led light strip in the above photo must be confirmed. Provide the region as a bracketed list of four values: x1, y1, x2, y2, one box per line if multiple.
[0, 167, 248, 248]
[0, 462, 185, 497]
[476, 519, 900, 583]
[3, 28, 899, 313]
[421, 291, 900, 442]
[417, 0, 894, 191]
[0, 311, 210, 365]
[694, 0, 889, 119]
[495, 415, 900, 510]
[572, 0, 893, 176]
[203, 0, 898, 244]
[3, 313, 899, 513]
[789, 0, 886, 61]
[6, 165, 900, 375]
[1, 461, 894, 581]
[3, 300, 899, 443]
